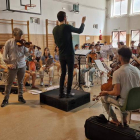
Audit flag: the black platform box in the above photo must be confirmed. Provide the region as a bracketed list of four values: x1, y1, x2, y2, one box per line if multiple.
[40, 88, 90, 112]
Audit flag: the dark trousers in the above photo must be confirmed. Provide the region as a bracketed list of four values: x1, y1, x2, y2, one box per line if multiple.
[59, 55, 74, 94]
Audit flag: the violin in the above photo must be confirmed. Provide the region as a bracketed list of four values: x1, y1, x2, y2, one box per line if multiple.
[130, 60, 139, 67]
[131, 55, 140, 68]
[101, 62, 120, 91]
[88, 53, 97, 63]
[16, 39, 32, 47]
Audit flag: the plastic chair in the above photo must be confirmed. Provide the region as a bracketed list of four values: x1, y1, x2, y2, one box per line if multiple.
[108, 87, 140, 126]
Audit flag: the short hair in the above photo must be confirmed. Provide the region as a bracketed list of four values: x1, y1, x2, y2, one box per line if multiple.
[0, 45, 4, 50]
[131, 41, 135, 43]
[75, 44, 79, 47]
[104, 41, 107, 44]
[118, 42, 124, 46]
[13, 28, 23, 37]
[89, 44, 94, 50]
[57, 11, 66, 22]
[95, 44, 99, 47]
[118, 47, 132, 63]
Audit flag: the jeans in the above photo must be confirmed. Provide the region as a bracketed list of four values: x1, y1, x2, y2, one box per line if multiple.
[59, 55, 74, 94]
[81, 67, 95, 83]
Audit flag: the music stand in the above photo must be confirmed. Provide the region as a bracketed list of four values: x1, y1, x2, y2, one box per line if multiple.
[74, 50, 91, 91]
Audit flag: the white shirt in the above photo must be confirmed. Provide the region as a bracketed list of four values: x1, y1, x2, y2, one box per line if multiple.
[3, 38, 30, 68]
[112, 64, 140, 106]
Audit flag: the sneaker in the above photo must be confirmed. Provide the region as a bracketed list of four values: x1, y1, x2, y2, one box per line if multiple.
[90, 82, 94, 87]
[40, 82, 44, 86]
[25, 82, 31, 86]
[1, 100, 8, 107]
[18, 96, 26, 103]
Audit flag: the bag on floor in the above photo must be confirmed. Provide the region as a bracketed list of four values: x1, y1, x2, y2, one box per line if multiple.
[85, 114, 140, 140]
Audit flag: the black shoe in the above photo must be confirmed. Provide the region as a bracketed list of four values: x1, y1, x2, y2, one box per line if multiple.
[59, 94, 65, 98]
[18, 97, 26, 103]
[25, 82, 31, 86]
[1, 100, 8, 107]
[66, 93, 75, 98]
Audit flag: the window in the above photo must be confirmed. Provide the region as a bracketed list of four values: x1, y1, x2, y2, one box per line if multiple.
[113, 0, 128, 16]
[131, 30, 140, 46]
[112, 31, 126, 48]
[132, 0, 140, 14]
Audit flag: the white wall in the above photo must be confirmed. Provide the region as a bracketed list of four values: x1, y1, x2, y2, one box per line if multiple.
[106, 0, 140, 35]
[0, 0, 106, 35]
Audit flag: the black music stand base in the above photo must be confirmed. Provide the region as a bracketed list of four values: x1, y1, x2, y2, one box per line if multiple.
[73, 55, 84, 91]
[73, 82, 84, 91]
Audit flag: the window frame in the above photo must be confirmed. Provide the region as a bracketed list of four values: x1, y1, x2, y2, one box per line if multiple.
[131, 30, 140, 44]
[112, 31, 127, 48]
[131, 0, 140, 15]
[112, 0, 128, 17]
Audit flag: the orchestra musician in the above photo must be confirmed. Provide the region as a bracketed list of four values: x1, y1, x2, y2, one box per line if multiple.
[75, 44, 79, 51]
[54, 46, 60, 76]
[132, 43, 140, 69]
[39, 48, 54, 86]
[80, 46, 96, 87]
[1, 28, 33, 107]
[100, 47, 140, 126]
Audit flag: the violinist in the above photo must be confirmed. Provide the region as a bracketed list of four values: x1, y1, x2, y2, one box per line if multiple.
[100, 47, 140, 126]
[131, 41, 137, 54]
[132, 43, 140, 69]
[75, 44, 79, 51]
[80, 45, 96, 87]
[54, 46, 60, 76]
[35, 46, 42, 62]
[1, 28, 32, 107]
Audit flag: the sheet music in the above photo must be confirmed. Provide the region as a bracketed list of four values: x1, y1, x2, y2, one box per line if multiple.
[94, 60, 106, 72]
[75, 50, 91, 56]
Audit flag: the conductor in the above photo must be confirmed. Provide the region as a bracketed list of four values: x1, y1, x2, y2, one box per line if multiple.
[53, 11, 86, 98]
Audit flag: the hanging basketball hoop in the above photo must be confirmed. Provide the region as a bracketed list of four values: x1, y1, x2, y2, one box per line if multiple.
[25, 4, 36, 10]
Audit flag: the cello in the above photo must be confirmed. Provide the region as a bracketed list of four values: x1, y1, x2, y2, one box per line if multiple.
[101, 62, 120, 91]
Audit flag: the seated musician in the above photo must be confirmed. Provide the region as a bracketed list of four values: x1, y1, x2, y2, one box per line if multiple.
[39, 47, 54, 86]
[112, 42, 125, 62]
[132, 43, 140, 69]
[0, 45, 8, 73]
[75, 44, 79, 51]
[100, 47, 140, 126]
[118, 41, 124, 49]
[131, 41, 137, 55]
[54, 46, 60, 76]
[35, 46, 42, 62]
[65, 67, 77, 87]
[24, 44, 39, 90]
[91, 42, 95, 46]
[80, 46, 96, 87]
